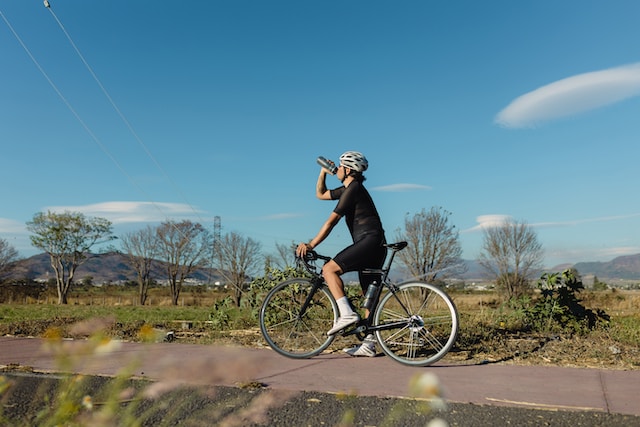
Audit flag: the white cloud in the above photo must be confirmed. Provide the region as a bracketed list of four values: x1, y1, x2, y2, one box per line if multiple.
[0, 218, 25, 234]
[495, 62, 640, 128]
[372, 183, 432, 192]
[45, 201, 204, 224]
[546, 246, 640, 265]
[463, 214, 513, 232]
[531, 213, 640, 229]
[260, 213, 304, 221]
[465, 212, 640, 233]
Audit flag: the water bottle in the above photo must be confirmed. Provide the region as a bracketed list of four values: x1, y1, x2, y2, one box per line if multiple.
[316, 156, 337, 174]
[361, 281, 379, 310]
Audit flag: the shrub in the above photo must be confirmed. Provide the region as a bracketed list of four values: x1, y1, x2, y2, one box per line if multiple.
[525, 269, 610, 334]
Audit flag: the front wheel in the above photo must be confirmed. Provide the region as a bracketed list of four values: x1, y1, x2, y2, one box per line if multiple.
[259, 278, 337, 359]
[373, 282, 458, 366]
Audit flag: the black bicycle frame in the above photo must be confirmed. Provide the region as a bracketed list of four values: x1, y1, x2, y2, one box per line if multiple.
[295, 276, 326, 320]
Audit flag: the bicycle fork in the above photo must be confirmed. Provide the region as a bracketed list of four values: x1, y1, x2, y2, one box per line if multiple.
[296, 277, 327, 319]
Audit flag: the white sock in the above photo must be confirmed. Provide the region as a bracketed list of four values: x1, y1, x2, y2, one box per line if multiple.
[363, 334, 376, 347]
[336, 296, 354, 317]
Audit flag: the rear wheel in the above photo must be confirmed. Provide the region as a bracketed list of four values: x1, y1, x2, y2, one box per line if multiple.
[259, 278, 337, 359]
[373, 282, 458, 366]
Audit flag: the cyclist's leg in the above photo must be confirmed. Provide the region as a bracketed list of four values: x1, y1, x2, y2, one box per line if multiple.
[321, 260, 346, 300]
[323, 260, 359, 335]
[335, 235, 386, 351]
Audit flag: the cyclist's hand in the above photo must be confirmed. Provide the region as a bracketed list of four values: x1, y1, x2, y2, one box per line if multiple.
[296, 242, 312, 258]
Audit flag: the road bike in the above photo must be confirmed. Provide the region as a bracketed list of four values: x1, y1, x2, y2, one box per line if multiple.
[259, 241, 459, 366]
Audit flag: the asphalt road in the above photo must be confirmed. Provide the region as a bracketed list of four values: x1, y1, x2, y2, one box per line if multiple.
[1, 372, 638, 426]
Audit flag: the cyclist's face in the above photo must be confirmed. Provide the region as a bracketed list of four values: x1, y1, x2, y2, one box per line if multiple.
[337, 165, 350, 182]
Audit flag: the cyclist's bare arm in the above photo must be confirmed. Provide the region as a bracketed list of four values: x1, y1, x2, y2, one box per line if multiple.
[316, 169, 333, 200]
[296, 212, 341, 257]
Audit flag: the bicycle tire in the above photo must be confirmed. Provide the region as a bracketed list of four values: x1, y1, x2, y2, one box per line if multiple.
[259, 278, 338, 359]
[373, 281, 458, 366]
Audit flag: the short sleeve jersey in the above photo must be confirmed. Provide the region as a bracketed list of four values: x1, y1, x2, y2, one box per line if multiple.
[330, 181, 384, 240]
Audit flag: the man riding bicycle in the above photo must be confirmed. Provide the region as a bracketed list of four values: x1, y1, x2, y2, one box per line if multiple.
[296, 151, 387, 357]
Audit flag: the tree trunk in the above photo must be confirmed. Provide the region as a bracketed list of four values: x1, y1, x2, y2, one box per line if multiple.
[56, 278, 69, 304]
[234, 285, 242, 307]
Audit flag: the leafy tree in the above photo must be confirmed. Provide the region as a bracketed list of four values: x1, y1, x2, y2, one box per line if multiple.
[592, 276, 608, 291]
[0, 238, 19, 280]
[395, 207, 466, 283]
[26, 211, 115, 304]
[155, 220, 212, 306]
[121, 225, 159, 305]
[215, 231, 262, 307]
[477, 218, 543, 299]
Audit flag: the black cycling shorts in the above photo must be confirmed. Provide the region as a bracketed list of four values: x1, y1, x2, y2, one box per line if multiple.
[333, 233, 387, 293]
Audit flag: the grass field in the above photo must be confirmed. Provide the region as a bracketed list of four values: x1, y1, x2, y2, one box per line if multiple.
[1, 285, 639, 370]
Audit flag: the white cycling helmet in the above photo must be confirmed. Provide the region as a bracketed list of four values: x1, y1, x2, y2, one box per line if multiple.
[339, 151, 368, 172]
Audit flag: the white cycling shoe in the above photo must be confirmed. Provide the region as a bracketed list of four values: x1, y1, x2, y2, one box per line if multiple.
[327, 313, 360, 336]
[343, 343, 377, 357]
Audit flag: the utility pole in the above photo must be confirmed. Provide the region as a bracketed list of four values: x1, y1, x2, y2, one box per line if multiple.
[209, 216, 222, 285]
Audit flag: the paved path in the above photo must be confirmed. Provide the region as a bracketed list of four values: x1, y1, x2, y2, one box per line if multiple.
[0, 336, 638, 417]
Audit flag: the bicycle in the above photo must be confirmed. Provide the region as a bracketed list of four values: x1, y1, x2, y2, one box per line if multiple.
[259, 241, 459, 366]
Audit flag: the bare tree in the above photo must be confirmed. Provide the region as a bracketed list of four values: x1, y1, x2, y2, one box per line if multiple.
[477, 218, 543, 299]
[0, 238, 19, 280]
[395, 207, 466, 283]
[215, 231, 262, 307]
[26, 211, 115, 304]
[265, 241, 296, 271]
[121, 225, 159, 305]
[156, 220, 212, 306]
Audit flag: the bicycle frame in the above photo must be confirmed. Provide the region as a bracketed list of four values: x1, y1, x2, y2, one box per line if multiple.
[299, 242, 412, 340]
[295, 276, 326, 320]
[263, 241, 459, 365]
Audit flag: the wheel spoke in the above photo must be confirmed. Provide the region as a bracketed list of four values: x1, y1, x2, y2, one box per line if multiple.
[374, 282, 458, 366]
[260, 279, 336, 359]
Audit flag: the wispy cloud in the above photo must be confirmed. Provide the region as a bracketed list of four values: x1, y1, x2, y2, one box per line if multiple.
[463, 214, 513, 232]
[372, 183, 432, 192]
[259, 213, 304, 221]
[531, 213, 640, 228]
[45, 201, 204, 224]
[464, 213, 640, 233]
[495, 62, 640, 128]
[547, 246, 640, 265]
[0, 218, 26, 234]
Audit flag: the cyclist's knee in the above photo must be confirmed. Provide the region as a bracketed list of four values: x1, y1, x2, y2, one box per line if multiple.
[322, 260, 342, 277]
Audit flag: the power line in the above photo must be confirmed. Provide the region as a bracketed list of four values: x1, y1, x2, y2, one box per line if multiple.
[43, 3, 205, 224]
[0, 8, 138, 196]
[1, 5, 212, 242]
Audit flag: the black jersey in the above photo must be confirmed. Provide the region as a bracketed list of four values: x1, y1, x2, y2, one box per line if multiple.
[330, 180, 384, 241]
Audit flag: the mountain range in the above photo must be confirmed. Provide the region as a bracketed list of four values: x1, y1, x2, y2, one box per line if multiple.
[6, 252, 224, 285]
[6, 252, 640, 285]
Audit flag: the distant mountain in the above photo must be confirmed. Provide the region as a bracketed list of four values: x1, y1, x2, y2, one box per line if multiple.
[7, 252, 223, 285]
[573, 254, 640, 280]
[460, 259, 487, 281]
[460, 255, 640, 282]
[7, 252, 640, 285]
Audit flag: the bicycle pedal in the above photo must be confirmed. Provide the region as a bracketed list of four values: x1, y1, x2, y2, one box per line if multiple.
[354, 325, 367, 334]
[341, 325, 366, 337]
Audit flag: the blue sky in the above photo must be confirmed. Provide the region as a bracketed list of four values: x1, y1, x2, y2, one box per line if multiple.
[2, 1, 640, 267]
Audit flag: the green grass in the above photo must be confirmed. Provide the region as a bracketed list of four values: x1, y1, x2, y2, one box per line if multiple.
[0, 305, 213, 324]
[2, 287, 640, 368]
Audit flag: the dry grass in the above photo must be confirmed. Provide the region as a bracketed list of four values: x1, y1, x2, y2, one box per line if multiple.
[1, 287, 639, 370]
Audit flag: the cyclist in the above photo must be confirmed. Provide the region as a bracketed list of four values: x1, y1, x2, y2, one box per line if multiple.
[296, 151, 387, 357]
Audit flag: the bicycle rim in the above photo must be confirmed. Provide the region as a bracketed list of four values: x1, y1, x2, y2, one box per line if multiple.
[259, 278, 337, 359]
[374, 282, 458, 366]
